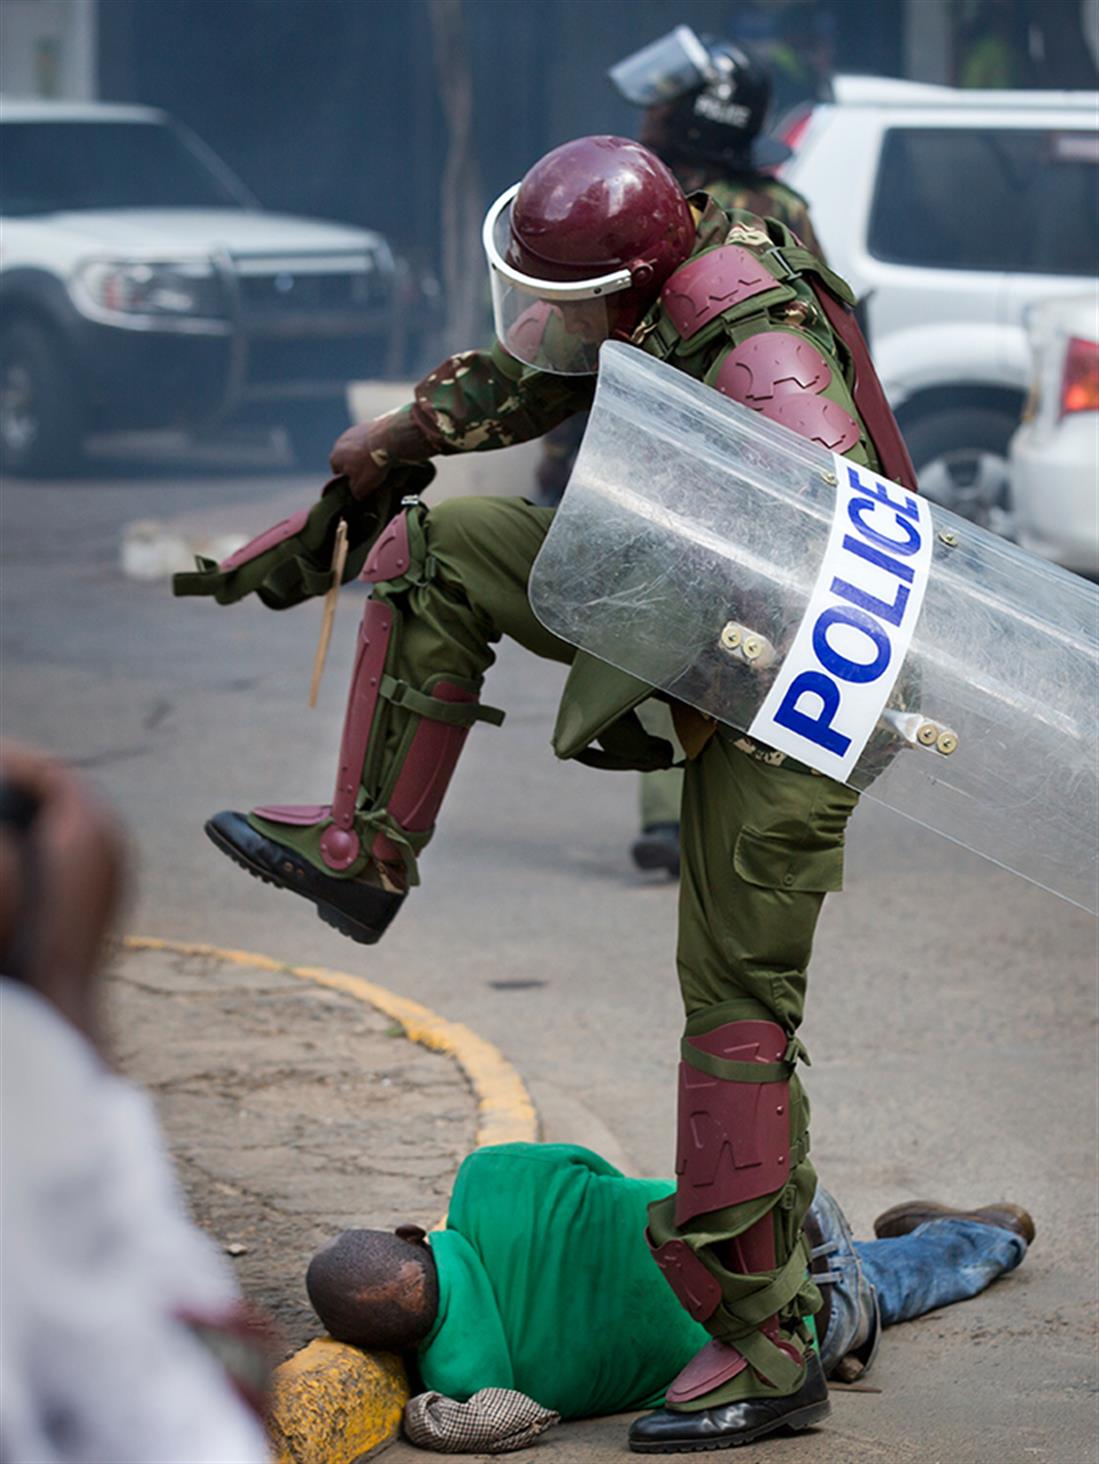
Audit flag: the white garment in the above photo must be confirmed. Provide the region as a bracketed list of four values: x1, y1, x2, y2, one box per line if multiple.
[0, 979, 270, 1463]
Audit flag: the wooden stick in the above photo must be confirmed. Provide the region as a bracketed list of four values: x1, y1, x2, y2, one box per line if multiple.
[309, 519, 349, 708]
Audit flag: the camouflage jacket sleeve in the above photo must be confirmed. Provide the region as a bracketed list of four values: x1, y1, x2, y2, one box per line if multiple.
[366, 341, 596, 464]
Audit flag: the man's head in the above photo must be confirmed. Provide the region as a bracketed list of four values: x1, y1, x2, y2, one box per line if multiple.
[305, 1224, 439, 1351]
[482, 136, 695, 375]
[610, 27, 791, 175]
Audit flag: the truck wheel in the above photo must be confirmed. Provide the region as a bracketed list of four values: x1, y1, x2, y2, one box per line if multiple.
[0, 320, 86, 477]
[904, 406, 1018, 529]
[282, 402, 352, 473]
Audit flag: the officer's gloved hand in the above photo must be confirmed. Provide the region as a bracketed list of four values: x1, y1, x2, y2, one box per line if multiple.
[172, 461, 435, 611]
[331, 418, 402, 500]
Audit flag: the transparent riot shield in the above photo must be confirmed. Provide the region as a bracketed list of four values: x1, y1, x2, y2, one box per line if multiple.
[529, 342, 1099, 914]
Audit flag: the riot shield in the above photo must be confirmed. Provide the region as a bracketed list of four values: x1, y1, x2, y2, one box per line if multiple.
[529, 342, 1099, 915]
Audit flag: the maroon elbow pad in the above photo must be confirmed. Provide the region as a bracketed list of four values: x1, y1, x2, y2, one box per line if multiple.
[217, 508, 310, 572]
[713, 331, 860, 454]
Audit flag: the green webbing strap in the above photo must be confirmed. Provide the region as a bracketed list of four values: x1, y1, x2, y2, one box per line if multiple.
[785, 1035, 811, 1068]
[680, 1032, 810, 1082]
[353, 806, 428, 888]
[769, 245, 857, 307]
[726, 1327, 805, 1395]
[379, 676, 506, 728]
[636, 311, 683, 362]
[680, 1041, 791, 1085]
[714, 1246, 812, 1333]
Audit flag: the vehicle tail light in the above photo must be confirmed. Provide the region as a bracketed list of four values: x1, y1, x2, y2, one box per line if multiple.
[777, 103, 815, 154]
[1060, 336, 1099, 417]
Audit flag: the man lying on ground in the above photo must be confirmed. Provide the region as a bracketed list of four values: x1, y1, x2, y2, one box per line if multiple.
[305, 1143, 1032, 1451]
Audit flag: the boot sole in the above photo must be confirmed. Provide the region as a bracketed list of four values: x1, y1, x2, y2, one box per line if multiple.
[628, 1399, 831, 1452]
[204, 818, 398, 946]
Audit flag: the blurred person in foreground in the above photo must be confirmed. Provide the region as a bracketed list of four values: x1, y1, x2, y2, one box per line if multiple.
[177, 132, 920, 1450]
[304, 1143, 1033, 1453]
[0, 743, 272, 1464]
[538, 27, 827, 879]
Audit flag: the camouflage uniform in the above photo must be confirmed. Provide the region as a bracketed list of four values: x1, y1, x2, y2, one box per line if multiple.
[675, 169, 824, 259]
[183, 198, 883, 1411]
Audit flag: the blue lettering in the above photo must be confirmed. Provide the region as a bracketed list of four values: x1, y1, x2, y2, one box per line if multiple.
[847, 465, 921, 521]
[813, 605, 892, 684]
[831, 573, 911, 628]
[773, 671, 851, 757]
[848, 498, 922, 556]
[841, 533, 914, 584]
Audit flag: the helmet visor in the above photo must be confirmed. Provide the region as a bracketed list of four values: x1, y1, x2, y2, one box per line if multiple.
[608, 26, 713, 107]
[483, 185, 633, 376]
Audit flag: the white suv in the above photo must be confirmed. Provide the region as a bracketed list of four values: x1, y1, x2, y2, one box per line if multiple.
[0, 98, 400, 475]
[781, 76, 1099, 524]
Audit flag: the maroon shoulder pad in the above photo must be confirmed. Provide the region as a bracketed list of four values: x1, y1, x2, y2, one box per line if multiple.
[660, 247, 777, 341]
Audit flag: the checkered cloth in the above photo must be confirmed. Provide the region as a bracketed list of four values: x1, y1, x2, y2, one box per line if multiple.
[403, 1388, 561, 1453]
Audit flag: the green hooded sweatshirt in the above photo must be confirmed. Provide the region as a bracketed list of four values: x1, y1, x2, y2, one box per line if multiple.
[417, 1143, 710, 1418]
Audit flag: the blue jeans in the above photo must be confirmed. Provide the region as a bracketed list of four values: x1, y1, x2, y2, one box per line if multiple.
[855, 1219, 1027, 1326]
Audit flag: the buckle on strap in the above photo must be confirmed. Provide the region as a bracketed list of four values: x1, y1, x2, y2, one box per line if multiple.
[764, 245, 800, 282]
[785, 1035, 811, 1068]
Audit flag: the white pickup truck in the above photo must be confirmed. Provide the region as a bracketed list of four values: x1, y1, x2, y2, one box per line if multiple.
[0, 98, 400, 475]
[781, 77, 1099, 525]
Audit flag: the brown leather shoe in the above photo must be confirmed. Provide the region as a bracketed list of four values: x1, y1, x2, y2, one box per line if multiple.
[872, 1200, 1035, 1247]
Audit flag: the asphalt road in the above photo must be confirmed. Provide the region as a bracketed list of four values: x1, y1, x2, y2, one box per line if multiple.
[2, 436, 1097, 1464]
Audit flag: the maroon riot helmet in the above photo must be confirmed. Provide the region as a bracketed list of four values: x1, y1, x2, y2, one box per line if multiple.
[482, 136, 696, 374]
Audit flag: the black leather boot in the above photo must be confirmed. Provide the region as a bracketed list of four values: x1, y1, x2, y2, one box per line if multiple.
[205, 810, 405, 945]
[628, 1352, 829, 1453]
[630, 822, 681, 878]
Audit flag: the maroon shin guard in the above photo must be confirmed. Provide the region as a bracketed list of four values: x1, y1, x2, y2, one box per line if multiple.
[653, 1018, 803, 1403]
[255, 510, 497, 878]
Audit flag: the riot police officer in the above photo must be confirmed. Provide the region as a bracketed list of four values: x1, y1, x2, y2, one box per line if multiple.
[178, 136, 915, 1451]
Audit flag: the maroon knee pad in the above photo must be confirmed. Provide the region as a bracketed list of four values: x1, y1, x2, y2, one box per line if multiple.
[675, 1019, 792, 1228]
[713, 331, 860, 453]
[256, 508, 499, 876]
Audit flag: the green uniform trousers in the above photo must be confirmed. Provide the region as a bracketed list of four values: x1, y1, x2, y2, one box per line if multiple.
[637, 702, 684, 831]
[356, 494, 858, 1404]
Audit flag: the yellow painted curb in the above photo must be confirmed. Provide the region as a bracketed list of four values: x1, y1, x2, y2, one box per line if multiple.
[121, 935, 540, 1463]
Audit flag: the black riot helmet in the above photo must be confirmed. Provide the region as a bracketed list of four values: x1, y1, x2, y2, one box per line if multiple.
[609, 26, 791, 174]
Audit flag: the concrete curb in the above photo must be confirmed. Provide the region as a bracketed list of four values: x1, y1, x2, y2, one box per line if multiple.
[122, 936, 540, 1463]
